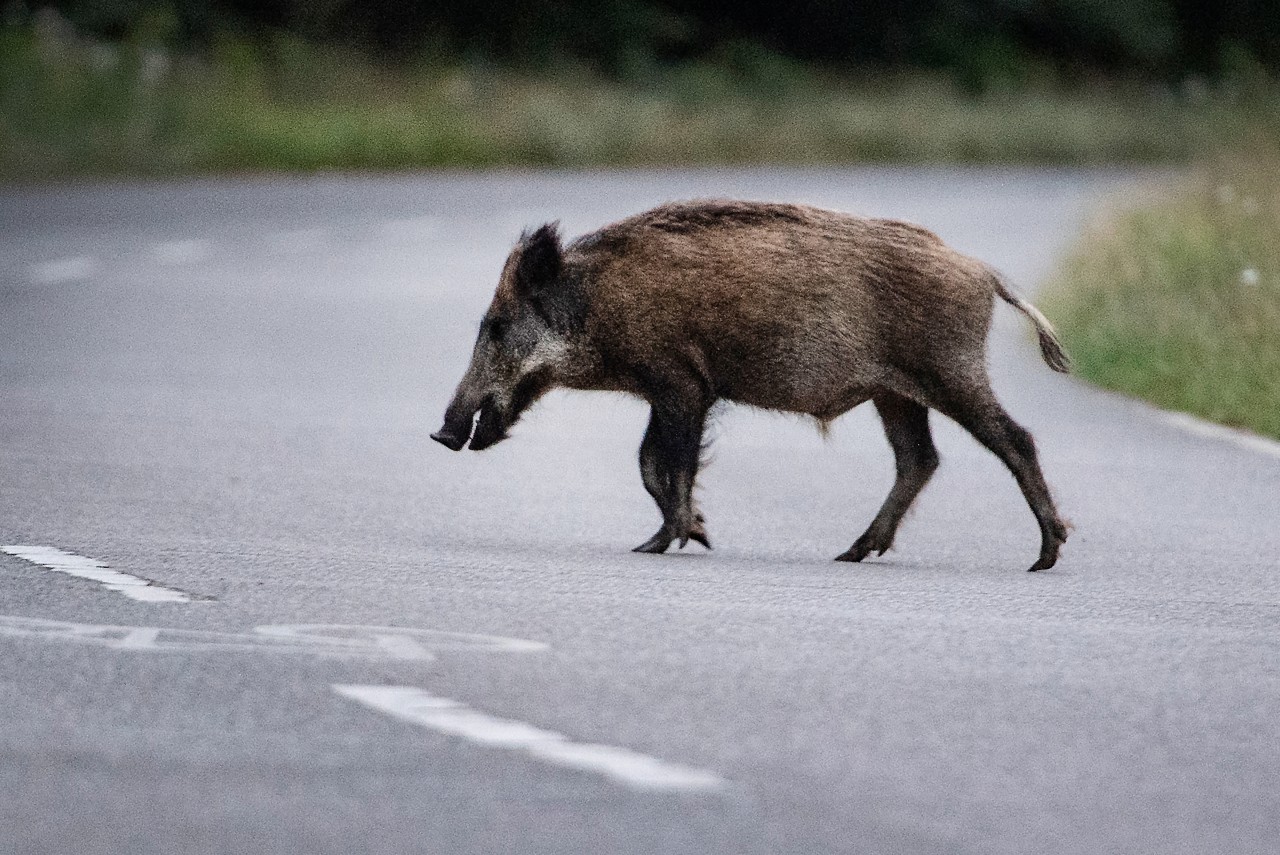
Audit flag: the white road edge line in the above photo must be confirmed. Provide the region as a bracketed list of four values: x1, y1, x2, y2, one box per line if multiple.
[1160, 411, 1280, 460]
[1, 545, 192, 603]
[332, 684, 725, 794]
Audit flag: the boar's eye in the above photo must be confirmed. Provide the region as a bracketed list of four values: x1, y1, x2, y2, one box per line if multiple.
[485, 317, 509, 343]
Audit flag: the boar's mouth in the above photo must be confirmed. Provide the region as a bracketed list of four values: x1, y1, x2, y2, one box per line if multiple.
[430, 395, 509, 452]
[467, 397, 508, 451]
[465, 372, 554, 451]
[431, 371, 554, 453]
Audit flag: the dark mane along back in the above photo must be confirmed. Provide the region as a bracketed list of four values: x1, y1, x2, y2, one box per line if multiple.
[638, 200, 810, 234]
[570, 200, 813, 254]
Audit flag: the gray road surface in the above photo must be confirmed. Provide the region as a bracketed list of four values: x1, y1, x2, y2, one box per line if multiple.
[2, 169, 1278, 855]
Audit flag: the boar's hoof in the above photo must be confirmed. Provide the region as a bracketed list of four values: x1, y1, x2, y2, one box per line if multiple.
[634, 519, 712, 554]
[1027, 526, 1067, 571]
[834, 532, 891, 563]
[1027, 549, 1061, 573]
[633, 529, 674, 554]
[685, 513, 711, 550]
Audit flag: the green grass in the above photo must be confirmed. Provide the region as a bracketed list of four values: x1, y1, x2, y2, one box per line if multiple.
[1041, 148, 1280, 440]
[5, 20, 1280, 181]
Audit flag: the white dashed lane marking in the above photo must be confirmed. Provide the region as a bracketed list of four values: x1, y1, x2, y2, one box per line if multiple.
[1, 545, 192, 603]
[267, 228, 329, 254]
[29, 256, 96, 284]
[378, 216, 440, 241]
[332, 684, 726, 794]
[152, 239, 208, 265]
[0, 616, 547, 660]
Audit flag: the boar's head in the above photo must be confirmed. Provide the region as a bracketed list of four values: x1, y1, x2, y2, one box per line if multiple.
[432, 223, 581, 451]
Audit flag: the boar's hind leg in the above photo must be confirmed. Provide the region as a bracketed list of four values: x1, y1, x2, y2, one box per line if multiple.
[633, 402, 710, 554]
[938, 386, 1068, 572]
[836, 393, 939, 563]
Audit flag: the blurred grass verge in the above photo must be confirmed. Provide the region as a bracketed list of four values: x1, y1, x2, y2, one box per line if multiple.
[1042, 146, 1280, 440]
[5, 12, 1280, 181]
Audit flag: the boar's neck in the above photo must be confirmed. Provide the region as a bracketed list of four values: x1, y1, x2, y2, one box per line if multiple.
[553, 336, 612, 391]
[554, 331, 645, 396]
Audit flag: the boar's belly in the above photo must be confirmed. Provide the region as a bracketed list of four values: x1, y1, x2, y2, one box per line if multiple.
[704, 325, 878, 414]
[714, 351, 879, 418]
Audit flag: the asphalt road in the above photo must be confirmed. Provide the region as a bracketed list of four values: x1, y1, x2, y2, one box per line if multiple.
[2, 169, 1278, 855]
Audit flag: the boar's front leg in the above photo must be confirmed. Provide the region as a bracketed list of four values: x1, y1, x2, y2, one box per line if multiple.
[633, 400, 711, 554]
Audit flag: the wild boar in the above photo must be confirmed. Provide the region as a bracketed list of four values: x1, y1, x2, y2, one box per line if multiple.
[432, 200, 1070, 571]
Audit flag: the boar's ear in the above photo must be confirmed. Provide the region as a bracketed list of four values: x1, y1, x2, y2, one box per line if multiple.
[514, 223, 563, 297]
[514, 222, 584, 335]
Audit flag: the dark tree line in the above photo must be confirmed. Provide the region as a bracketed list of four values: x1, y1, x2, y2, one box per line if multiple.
[20, 0, 1280, 80]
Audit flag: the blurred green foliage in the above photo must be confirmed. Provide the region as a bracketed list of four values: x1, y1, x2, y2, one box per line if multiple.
[16, 1, 1280, 85]
[1043, 146, 1280, 440]
[4, 8, 1280, 181]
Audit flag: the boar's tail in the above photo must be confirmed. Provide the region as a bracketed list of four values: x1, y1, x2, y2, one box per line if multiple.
[990, 272, 1071, 373]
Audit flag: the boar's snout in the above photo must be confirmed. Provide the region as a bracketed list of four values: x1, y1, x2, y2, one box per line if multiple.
[430, 425, 470, 451]
[431, 400, 480, 452]
[433, 395, 510, 452]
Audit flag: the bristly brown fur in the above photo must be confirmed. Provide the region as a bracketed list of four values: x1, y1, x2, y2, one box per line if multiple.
[438, 198, 1071, 571]
[634, 200, 811, 233]
[569, 200, 811, 253]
